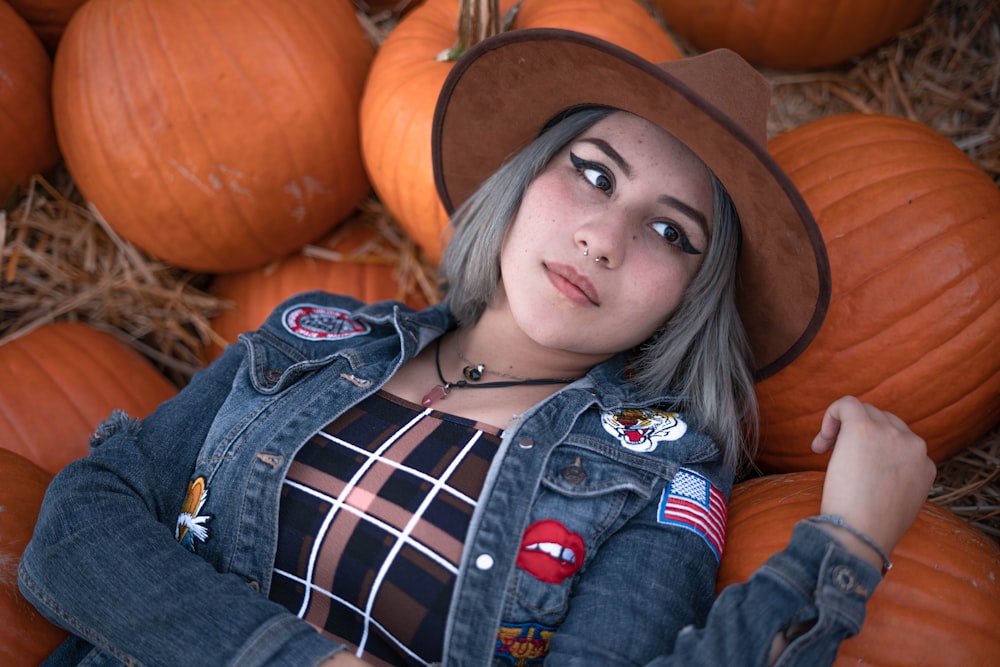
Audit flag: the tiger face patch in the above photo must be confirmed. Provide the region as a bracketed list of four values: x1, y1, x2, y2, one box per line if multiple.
[601, 407, 687, 453]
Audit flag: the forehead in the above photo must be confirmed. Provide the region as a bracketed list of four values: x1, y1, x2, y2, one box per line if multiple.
[579, 111, 711, 171]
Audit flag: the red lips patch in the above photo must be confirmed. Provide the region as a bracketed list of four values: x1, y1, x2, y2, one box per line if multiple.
[516, 519, 585, 584]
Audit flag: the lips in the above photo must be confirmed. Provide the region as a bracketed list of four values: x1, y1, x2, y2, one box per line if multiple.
[516, 519, 586, 584]
[545, 262, 600, 306]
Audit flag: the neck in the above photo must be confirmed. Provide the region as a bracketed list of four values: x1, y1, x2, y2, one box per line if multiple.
[454, 307, 610, 382]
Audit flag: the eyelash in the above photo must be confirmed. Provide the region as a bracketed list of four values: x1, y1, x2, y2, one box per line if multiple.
[570, 152, 613, 193]
[652, 222, 701, 255]
[569, 151, 702, 256]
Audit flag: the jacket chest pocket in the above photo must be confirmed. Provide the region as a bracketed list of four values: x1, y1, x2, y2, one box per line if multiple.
[507, 443, 670, 623]
[242, 329, 345, 395]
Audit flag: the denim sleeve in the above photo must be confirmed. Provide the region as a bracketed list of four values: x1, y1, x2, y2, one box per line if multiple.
[644, 520, 883, 667]
[17, 343, 344, 667]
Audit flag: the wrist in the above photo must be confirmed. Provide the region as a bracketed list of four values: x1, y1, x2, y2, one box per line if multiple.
[805, 514, 892, 575]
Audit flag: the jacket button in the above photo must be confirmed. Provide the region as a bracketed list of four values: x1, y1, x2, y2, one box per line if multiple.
[832, 565, 867, 595]
[561, 458, 587, 484]
[264, 369, 282, 383]
[246, 580, 261, 592]
[518, 438, 534, 449]
[475, 554, 495, 570]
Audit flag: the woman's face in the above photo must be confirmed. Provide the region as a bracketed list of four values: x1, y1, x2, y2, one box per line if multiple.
[497, 111, 714, 359]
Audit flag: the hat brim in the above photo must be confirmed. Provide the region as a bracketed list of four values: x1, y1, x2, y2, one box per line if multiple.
[432, 29, 830, 380]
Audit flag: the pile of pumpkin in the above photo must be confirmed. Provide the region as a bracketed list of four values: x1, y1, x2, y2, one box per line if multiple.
[2, 0, 999, 664]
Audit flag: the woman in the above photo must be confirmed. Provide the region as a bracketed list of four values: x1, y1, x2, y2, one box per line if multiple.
[19, 29, 935, 667]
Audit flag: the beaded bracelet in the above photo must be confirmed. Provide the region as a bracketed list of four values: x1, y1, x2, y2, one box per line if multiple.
[806, 514, 893, 575]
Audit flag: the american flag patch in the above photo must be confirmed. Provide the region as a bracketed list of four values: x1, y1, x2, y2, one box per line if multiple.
[657, 468, 727, 561]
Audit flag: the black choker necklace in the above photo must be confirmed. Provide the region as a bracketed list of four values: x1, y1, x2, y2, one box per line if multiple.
[421, 338, 580, 407]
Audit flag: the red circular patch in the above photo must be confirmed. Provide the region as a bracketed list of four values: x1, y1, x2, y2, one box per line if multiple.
[282, 304, 369, 341]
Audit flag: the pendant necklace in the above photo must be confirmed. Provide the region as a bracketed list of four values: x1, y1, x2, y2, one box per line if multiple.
[420, 338, 580, 407]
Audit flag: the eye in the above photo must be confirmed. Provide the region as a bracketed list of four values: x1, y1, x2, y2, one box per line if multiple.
[651, 221, 702, 255]
[570, 152, 614, 194]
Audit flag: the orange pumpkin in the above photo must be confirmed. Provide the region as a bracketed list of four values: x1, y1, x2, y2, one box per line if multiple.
[360, 0, 680, 264]
[653, 0, 932, 68]
[355, 0, 420, 14]
[0, 322, 177, 474]
[0, 448, 69, 665]
[754, 114, 1000, 471]
[207, 215, 434, 361]
[718, 471, 1000, 665]
[52, 0, 374, 273]
[6, 0, 87, 52]
[0, 0, 59, 203]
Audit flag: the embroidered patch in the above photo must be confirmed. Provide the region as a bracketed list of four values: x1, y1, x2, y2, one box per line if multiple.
[601, 407, 687, 453]
[495, 621, 556, 666]
[176, 477, 211, 552]
[657, 468, 727, 562]
[516, 519, 585, 584]
[282, 303, 370, 341]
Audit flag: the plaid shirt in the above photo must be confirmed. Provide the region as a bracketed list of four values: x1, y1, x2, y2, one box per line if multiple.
[270, 391, 501, 665]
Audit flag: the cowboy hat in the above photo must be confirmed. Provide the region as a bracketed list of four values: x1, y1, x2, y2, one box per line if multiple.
[431, 28, 830, 380]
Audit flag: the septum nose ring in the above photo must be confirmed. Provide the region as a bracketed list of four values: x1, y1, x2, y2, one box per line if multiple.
[582, 246, 590, 257]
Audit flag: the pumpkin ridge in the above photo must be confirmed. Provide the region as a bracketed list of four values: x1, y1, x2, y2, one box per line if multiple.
[1, 336, 95, 468]
[868, 335, 997, 426]
[800, 280, 997, 379]
[770, 117, 941, 165]
[95, 2, 213, 256]
[827, 196, 998, 283]
[907, 372, 1000, 454]
[783, 143, 981, 196]
[0, 394, 33, 456]
[79, 327, 176, 407]
[55, 3, 123, 223]
[756, 283, 999, 416]
[794, 164, 998, 237]
[0, 0, 59, 195]
[760, 336, 1000, 465]
[153, 2, 296, 260]
[213, 2, 348, 186]
[49, 326, 164, 426]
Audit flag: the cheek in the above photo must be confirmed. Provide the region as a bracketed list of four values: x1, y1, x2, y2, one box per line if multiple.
[503, 205, 558, 260]
[625, 259, 699, 324]
[517, 171, 577, 226]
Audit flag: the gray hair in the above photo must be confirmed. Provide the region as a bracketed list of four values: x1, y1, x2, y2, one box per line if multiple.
[439, 107, 757, 470]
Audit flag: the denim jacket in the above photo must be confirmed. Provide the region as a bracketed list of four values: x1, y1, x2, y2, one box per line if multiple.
[20, 291, 881, 667]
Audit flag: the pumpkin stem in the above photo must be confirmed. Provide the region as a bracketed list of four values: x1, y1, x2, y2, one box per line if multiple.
[437, 0, 519, 61]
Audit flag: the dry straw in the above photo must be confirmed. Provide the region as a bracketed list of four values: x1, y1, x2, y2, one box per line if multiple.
[2, 0, 997, 538]
[0, 171, 439, 386]
[0, 169, 225, 386]
[761, 0, 998, 180]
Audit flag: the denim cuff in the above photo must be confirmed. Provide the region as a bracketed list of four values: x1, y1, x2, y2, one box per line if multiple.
[763, 520, 884, 666]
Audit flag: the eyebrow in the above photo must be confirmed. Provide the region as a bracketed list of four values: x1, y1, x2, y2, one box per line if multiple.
[579, 138, 631, 178]
[578, 137, 710, 237]
[660, 195, 710, 238]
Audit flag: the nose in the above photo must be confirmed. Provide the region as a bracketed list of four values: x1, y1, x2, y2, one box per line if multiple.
[575, 218, 625, 268]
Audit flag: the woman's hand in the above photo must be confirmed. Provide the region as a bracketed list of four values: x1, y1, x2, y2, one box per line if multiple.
[810, 396, 936, 567]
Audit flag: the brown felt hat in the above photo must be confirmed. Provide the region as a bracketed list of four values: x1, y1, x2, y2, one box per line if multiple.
[431, 29, 830, 380]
